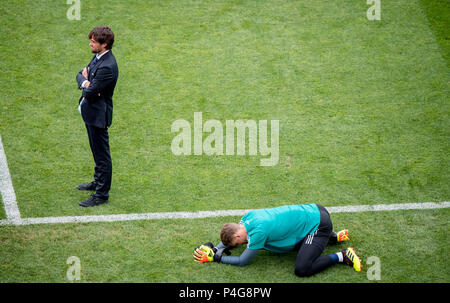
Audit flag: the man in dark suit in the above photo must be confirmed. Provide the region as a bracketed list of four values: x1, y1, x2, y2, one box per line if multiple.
[76, 26, 118, 207]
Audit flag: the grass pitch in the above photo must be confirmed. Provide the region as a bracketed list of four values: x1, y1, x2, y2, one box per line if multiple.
[0, 0, 448, 282]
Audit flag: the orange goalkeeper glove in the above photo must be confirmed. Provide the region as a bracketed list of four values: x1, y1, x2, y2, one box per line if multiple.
[194, 245, 215, 263]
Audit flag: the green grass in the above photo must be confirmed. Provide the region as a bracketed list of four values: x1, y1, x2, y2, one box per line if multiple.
[420, 0, 450, 66]
[0, 209, 448, 282]
[0, 0, 448, 282]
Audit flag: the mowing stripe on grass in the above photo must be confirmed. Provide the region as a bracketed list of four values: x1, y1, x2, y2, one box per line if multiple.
[0, 201, 448, 226]
[2, 133, 449, 227]
[0, 136, 22, 224]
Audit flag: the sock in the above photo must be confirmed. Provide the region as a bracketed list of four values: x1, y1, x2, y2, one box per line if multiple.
[329, 252, 344, 263]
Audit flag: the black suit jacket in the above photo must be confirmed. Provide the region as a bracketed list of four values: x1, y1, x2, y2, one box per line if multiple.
[76, 51, 118, 128]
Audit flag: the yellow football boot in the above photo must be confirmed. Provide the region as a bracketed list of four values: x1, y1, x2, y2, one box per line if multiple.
[343, 247, 362, 272]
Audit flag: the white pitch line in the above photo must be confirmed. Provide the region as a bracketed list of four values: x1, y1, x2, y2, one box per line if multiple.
[0, 135, 22, 225]
[0, 201, 448, 226]
[325, 201, 450, 213]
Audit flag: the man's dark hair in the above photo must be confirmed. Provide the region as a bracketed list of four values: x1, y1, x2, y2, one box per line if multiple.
[88, 26, 114, 50]
[220, 223, 240, 247]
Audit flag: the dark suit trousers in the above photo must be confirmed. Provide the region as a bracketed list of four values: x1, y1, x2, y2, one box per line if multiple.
[85, 123, 112, 199]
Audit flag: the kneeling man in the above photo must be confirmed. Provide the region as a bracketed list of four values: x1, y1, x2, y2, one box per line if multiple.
[194, 203, 362, 277]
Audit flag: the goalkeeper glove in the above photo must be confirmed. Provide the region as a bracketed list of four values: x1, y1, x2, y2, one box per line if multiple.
[193, 242, 232, 263]
[194, 245, 215, 263]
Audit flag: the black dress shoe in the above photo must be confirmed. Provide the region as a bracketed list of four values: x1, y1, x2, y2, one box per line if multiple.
[79, 195, 108, 207]
[77, 181, 97, 191]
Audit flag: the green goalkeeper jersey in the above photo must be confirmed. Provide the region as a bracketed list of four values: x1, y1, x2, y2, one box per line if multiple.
[240, 204, 321, 253]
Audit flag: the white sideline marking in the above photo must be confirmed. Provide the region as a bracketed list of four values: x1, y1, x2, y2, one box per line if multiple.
[0, 136, 22, 225]
[325, 202, 450, 213]
[0, 202, 449, 226]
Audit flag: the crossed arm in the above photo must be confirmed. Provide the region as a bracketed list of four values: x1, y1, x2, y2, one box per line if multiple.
[76, 65, 115, 99]
[76, 67, 90, 89]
